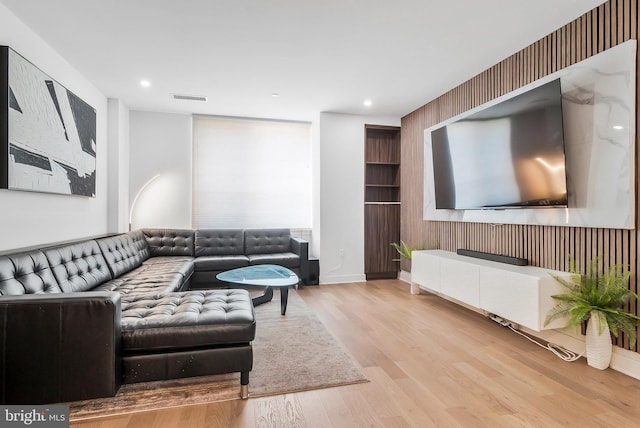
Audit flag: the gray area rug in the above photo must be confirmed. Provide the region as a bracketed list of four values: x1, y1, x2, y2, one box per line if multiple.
[69, 289, 367, 420]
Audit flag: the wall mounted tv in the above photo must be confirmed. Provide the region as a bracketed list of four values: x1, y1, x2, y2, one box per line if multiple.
[431, 78, 567, 210]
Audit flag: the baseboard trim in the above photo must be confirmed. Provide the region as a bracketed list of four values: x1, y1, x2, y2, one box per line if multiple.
[611, 346, 640, 379]
[320, 274, 366, 284]
[519, 326, 640, 381]
[398, 270, 411, 283]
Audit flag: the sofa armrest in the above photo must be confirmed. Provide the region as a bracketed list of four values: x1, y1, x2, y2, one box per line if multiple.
[290, 237, 309, 285]
[0, 292, 122, 404]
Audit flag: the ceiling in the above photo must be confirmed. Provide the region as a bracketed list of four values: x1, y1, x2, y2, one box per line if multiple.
[1, 0, 605, 121]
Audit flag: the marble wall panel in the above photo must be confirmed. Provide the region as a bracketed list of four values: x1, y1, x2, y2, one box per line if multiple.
[423, 40, 636, 229]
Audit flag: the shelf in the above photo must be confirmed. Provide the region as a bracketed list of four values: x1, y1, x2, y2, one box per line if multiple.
[365, 162, 400, 166]
[364, 124, 401, 277]
[365, 164, 399, 188]
[365, 184, 400, 203]
[365, 202, 401, 205]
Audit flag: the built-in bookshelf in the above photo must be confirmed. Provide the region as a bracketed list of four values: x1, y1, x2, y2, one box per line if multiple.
[364, 124, 401, 280]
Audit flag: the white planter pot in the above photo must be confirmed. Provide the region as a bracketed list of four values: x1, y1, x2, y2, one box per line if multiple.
[585, 311, 612, 370]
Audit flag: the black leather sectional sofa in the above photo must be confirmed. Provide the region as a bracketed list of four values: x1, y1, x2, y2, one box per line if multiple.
[0, 228, 309, 405]
[189, 228, 309, 288]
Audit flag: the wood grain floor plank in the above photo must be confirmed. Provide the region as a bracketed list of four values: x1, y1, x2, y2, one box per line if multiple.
[293, 390, 334, 428]
[450, 361, 561, 427]
[252, 395, 305, 428]
[393, 375, 464, 427]
[361, 366, 433, 426]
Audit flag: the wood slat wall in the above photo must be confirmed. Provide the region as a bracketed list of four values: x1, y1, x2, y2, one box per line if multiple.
[400, 0, 640, 352]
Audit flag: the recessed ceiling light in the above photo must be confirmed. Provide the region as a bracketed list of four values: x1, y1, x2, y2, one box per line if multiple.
[271, 93, 279, 97]
[363, 99, 372, 107]
[140, 80, 151, 88]
[613, 125, 624, 130]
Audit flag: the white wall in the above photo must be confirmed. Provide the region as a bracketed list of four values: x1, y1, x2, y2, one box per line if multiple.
[129, 111, 192, 230]
[125, 109, 401, 285]
[310, 114, 321, 258]
[0, 3, 108, 251]
[107, 99, 129, 233]
[319, 112, 400, 284]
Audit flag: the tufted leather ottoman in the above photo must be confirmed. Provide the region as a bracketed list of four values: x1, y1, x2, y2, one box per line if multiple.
[120, 289, 255, 397]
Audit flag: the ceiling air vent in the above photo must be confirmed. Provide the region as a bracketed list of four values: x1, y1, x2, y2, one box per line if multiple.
[172, 94, 208, 102]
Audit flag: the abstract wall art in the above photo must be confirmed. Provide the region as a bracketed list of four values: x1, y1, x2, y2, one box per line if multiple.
[0, 46, 96, 197]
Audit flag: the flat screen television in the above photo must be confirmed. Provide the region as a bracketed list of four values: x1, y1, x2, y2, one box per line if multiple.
[430, 78, 568, 210]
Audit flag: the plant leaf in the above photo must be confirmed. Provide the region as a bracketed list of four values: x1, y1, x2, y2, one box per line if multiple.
[546, 255, 640, 344]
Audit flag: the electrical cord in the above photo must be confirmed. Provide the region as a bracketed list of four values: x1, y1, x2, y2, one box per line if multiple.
[506, 324, 584, 362]
[489, 314, 584, 362]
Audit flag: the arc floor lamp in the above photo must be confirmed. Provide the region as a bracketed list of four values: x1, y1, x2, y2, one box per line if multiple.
[129, 174, 161, 231]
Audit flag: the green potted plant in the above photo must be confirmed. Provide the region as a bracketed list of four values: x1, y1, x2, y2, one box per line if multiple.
[390, 240, 414, 262]
[391, 240, 422, 294]
[545, 256, 640, 369]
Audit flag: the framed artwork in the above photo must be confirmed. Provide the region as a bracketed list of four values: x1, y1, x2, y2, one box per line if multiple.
[0, 46, 96, 197]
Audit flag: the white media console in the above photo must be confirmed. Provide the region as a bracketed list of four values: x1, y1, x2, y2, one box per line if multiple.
[411, 250, 571, 331]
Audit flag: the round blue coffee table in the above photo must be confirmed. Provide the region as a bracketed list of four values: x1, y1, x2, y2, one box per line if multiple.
[216, 265, 299, 315]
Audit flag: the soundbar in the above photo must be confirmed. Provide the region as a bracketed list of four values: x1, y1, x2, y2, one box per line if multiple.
[456, 249, 528, 266]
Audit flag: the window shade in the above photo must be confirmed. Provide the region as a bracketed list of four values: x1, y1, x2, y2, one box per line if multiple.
[193, 115, 312, 228]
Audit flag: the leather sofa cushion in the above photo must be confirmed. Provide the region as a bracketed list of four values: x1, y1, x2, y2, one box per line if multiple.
[94, 255, 194, 295]
[0, 250, 62, 295]
[120, 289, 256, 352]
[44, 241, 112, 293]
[195, 229, 244, 257]
[94, 273, 185, 296]
[144, 229, 195, 257]
[194, 255, 250, 271]
[247, 252, 300, 268]
[97, 231, 150, 278]
[244, 229, 291, 255]
[143, 256, 193, 265]
[139, 257, 195, 280]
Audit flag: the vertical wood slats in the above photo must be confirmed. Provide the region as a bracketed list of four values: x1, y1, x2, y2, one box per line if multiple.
[400, 0, 640, 352]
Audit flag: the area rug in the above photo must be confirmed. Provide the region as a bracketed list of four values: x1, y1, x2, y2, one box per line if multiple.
[69, 289, 368, 420]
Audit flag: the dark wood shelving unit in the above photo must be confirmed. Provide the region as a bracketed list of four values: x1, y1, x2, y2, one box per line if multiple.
[364, 124, 401, 280]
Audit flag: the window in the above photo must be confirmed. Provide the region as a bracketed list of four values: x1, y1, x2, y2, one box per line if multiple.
[193, 115, 311, 228]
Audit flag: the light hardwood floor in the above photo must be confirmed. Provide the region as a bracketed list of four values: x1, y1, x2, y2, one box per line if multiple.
[72, 280, 640, 427]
